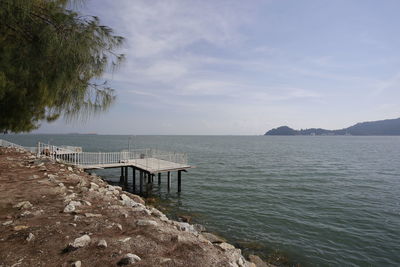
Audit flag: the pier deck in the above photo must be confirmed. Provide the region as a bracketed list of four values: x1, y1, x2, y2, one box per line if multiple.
[81, 158, 192, 173]
[0, 139, 192, 192]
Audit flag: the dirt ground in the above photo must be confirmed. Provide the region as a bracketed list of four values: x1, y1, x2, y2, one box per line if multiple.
[0, 147, 269, 267]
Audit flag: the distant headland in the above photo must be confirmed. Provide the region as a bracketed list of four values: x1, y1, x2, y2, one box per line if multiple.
[265, 118, 400, 136]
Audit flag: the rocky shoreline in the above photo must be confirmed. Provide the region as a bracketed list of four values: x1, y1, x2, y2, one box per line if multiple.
[0, 147, 273, 267]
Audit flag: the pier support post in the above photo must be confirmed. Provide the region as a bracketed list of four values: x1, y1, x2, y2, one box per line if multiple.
[178, 170, 182, 192]
[167, 171, 171, 191]
[147, 172, 151, 184]
[139, 171, 143, 194]
[158, 173, 161, 185]
[132, 167, 136, 191]
[124, 167, 128, 186]
[120, 167, 124, 183]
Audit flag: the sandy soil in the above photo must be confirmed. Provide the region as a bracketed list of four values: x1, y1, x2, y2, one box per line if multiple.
[0, 147, 271, 267]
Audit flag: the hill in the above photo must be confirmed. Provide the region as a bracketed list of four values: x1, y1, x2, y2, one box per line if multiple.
[265, 118, 400, 136]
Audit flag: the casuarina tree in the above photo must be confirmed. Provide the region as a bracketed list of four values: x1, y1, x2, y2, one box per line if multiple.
[0, 0, 124, 133]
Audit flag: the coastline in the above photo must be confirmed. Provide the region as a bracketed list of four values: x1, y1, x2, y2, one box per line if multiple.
[0, 147, 272, 267]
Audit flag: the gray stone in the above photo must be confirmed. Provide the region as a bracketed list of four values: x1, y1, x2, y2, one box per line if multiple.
[90, 182, 99, 190]
[67, 166, 73, 171]
[174, 222, 197, 233]
[119, 237, 131, 243]
[72, 261, 81, 267]
[248, 255, 270, 267]
[26, 233, 35, 242]
[150, 208, 164, 218]
[69, 234, 91, 248]
[97, 239, 107, 248]
[136, 219, 158, 227]
[63, 203, 76, 213]
[201, 232, 226, 243]
[120, 194, 139, 207]
[194, 224, 206, 232]
[217, 242, 235, 251]
[84, 213, 102, 218]
[13, 201, 33, 210]
[83, 201, 92, 206]
[118, 253, 141, 265]
[2, 220, 13, 226]
[69, 201, 82, 207]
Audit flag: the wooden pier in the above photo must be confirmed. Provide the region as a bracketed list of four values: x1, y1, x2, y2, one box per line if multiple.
[0, 139, 192, 193]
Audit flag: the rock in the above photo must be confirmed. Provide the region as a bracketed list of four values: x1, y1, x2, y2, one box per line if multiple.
[13, 201, 33, 210]
[90, 182, 99, 190]
[174, 222, 196, 233]
[13, 225, 29, 231]
[150, 208, 164, 218]
[26, 233, 35, 242]
[159, 258, 172, 264]
[248, 255, 270, 267]
[72, 260, 81, 267]
[217, 242, 235, 251]
[69, 201, 82, 207]
[58, 183, 65, 187]
[178, 215, 191, 223]
[118, 253, 141, 265]
[83, 201, 91, 206]
[120, 194, 139, 207]
[67, 166, 73, 171]
[20, 211, 31, 217]
[97, 239, 107, 248]
[63, 203, 76, 213]
[136, 219, 158, 227]
[2, 220, 13, 226]
[78, 178, 87, 187]
[119, 237, 131, 243]
[64, 193, 76, 201]
[130, 194, 145, 205]
[202, 232, 226, 244]
[194, 224, 206, 232]
[69, 234, 91, 249]
[116, 223, 123, 231]
[84, 213, 102, 218]
[171, 235, 189, 243]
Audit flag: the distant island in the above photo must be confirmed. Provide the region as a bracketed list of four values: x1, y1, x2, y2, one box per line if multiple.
[265, 118, 400, 136]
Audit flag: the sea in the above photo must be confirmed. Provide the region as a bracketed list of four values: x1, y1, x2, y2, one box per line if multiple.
[2, 134, 400, 266]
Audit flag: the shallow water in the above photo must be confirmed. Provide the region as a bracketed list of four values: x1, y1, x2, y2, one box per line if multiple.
[4, 134, 400, 266]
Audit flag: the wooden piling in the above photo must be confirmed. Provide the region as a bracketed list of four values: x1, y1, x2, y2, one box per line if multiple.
[167, 171, 171, 191]
[139, 171, 143, 194]
[124, 167, 128, 186]
[132, 167, 136, 191]
[158, 173, 161, 185]
[178, 170, 182, 192]
[120, 167, 124, 183]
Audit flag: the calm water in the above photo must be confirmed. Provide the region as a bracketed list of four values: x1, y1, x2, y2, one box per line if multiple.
[3, 135, 400, 266]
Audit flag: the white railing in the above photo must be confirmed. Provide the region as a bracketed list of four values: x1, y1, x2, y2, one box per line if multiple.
[0, 139, 27, 150]
[37, 142, 188, 169]
[1, 139, 188, 170]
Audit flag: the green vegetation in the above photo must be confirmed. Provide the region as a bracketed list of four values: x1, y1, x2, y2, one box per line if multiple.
[0, 0, 124, 133]
[265, 118, 400, 136]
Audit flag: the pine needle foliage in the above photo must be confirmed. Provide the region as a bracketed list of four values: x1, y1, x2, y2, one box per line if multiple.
[0, 0, 124, 133]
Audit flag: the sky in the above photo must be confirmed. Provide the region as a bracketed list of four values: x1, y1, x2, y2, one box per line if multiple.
[36, 0, 400, 135]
